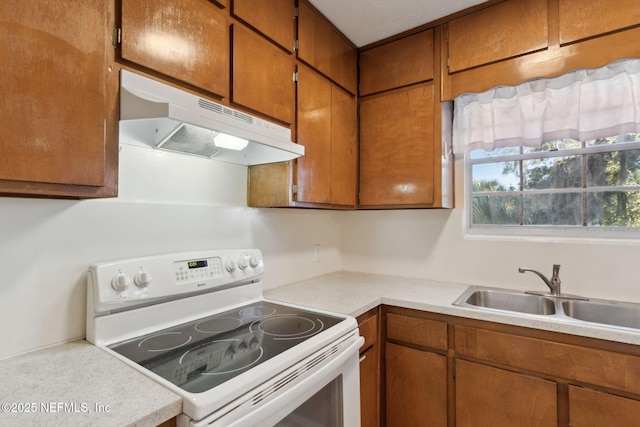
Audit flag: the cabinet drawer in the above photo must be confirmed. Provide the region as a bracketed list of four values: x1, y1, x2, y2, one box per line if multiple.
[455, 326, 640, 395]
[386, 313, 447, 351]
[358, 314, 378, 352]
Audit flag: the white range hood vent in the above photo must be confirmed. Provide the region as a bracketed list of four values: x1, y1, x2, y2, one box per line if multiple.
[118, 70, 304, 165]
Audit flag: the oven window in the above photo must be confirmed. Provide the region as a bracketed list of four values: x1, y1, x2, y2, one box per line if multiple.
[275, 375, 344, 427]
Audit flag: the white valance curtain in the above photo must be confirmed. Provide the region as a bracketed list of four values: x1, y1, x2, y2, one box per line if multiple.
[452, 58, 640, 154]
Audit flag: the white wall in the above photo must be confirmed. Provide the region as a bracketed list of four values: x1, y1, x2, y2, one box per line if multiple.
[341, 160, 640, 304]
[3, 147, 640, 360]
[0, 146, 342, 360]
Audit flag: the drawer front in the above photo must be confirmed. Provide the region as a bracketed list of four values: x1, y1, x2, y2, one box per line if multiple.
[386, 313, 447, 351]
[358, 314, 378, 352]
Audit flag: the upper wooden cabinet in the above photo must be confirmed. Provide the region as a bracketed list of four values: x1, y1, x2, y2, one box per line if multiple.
[559, 0, 640, 45]
[232, 0, 295, 52]
[232, 25, 295, 125]
[443, 0, 640, 100]
[359, 83, 437, 207]
[447, 0, 548, 73]
[0, 0, 118, 198]
[360, 29, 434, 96]
[297, 0, 357, 94]
[120, 0, 229, 99]
[296, 66, 357, 206]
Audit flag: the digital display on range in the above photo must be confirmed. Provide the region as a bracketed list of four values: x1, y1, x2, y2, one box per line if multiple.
[187, 260, 208, 269]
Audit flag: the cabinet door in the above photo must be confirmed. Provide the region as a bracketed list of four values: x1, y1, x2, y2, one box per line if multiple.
[232, 25, 294, 124]
[297, 0, 357, 94]
[559, 0, 640, 44]
[358, 314, 379, 427]
[359, 84, 435, 206]
[447, 0, 548, 73]
[120, 0, 229, 99]
[455, 360, 557, 427]
[297, 66, 356, 206]
[232, 0, 294, 52]
[569, 385, 640, 426]
[385, 343, 447, 427]
[0, 0, 117, 197]
[360, 29, 434, 96]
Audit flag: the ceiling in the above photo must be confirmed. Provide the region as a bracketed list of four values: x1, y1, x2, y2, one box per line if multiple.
[308, 0, 488, 47]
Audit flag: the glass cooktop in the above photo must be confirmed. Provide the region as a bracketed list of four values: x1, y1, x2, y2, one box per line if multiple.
[108, 301, 342, 393]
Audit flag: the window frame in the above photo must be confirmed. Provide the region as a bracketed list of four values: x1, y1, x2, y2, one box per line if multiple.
[465, 137, 640, 240]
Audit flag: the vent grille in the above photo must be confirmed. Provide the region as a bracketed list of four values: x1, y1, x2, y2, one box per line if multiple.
[157, 124, 222, 158]
[251, 343, 340, 406]
[198, 98, 254, 126]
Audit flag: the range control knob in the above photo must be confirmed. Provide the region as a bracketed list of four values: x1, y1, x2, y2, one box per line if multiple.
[237, 257, 248, 271]
[134, 269, 152, 288]
[249, 256, 260, 268]
[111, 272, 131, 292]
[225, 260, 236, 273]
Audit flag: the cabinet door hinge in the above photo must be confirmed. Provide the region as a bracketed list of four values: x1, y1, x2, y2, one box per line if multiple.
[112, 25, 122, 49]
[446, 57, 450, 69]
[294, 6, 299, 18]
[452, 360, 456, 379]
[293, 39, 299, 52]
[293, 71, 299, 83]
[292, 184, 298, 195]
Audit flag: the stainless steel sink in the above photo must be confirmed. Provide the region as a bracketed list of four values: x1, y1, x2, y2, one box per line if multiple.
[454, 288, 556, 315]
[562, 300, 640, 330]
[454, 286, 640, 331]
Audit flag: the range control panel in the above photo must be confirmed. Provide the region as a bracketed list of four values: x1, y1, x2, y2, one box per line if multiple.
[88, 249, 264, 313]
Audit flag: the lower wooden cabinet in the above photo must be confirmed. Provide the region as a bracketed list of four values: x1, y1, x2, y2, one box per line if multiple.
[568, 385, 640, 426]
[385, 343, 447, 427]
[358, 309, 380, 427]
[382, 305, 640, 427]
[455, 360, 557, 427]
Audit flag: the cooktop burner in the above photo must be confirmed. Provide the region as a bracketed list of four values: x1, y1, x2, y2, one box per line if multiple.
[108, 301, 342, 393]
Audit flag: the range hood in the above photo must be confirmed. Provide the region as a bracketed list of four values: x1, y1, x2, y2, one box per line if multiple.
[118, 70, 304, 165]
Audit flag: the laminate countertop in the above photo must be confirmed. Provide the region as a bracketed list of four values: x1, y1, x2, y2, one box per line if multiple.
[0, 340, 181, 427]
[264, 270, 640, 346]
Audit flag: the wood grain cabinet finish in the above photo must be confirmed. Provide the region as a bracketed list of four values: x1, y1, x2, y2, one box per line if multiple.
[455, 360, 557, 427]
[120, 0, 229, 99]
[296, 66, 357, 206]
[568, 385, 640, 426]
[297, 0, 357, 94]
[447, 0, 548, 73]
[385, 343, 447, 427]
[558, 0, 640, 45]
[0, 0, 118, 198]
[359, 83, 436, 207]
[443, 0, 640, 100]
[232, 25, 295, 125]
[232, 0, 295, 52]
[357, 311, 380, 427]
[359, 29, 434, 96]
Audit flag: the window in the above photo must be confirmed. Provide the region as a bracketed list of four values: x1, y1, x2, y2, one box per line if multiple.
[468, 134, 640, 234]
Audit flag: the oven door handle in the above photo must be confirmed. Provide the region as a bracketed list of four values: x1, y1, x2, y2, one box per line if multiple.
[193, 332, 364, 427]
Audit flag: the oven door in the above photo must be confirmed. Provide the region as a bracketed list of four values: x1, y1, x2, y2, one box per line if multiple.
[182, 331, 364, 427]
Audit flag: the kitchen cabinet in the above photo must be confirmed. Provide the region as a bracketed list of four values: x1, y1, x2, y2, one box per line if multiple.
[297, 0, 357, 94]
[247, 65, 357, 208]
[382, 305, 640, 426]
[0, 0, 118, 198]
[296, 65, 357, 206]
[232, 24, 295, 125]
[120, 0, 229, 99]
[359, 83, 438, 207]
[359, 29, 434, 96]
[443, 0, 640, 99]
[455, 360, 557, 426]
[568, 385, 640, 426]
[383, 312, 448, 427]
[232, 0, 295, 52]
[357, 309, 380, 427]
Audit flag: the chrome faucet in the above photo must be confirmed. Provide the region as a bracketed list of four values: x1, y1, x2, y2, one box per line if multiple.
[519, 264, 561, 296]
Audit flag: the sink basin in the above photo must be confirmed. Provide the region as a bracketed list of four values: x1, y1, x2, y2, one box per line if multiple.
[562, 300, 640, 330]
[454, 288, 556, 315]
